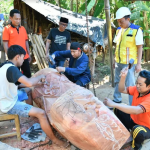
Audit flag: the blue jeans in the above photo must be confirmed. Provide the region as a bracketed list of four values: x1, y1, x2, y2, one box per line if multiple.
[48, 60, 65, 68]
[113, 63, 136, 105]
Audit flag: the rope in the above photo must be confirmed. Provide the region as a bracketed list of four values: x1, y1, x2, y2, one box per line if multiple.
[85, 0, 96, 97]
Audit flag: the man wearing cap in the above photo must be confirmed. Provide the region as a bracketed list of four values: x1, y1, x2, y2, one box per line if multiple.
[51, 42, 91, 87]
[46, 17, 71, 68]
[113, 7, 143, 105]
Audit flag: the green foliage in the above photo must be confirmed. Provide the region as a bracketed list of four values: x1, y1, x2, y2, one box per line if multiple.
[0, 0, 13, 20]
[82, 0, 96, 14]
[93, 1, 104, 17]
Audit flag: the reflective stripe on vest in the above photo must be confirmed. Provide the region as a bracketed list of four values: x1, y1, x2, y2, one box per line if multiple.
[115, 24, 141, 64]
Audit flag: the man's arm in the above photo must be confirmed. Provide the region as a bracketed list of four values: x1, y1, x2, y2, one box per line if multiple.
[135, 45, 142, 73]
[26, 40, 31, 63]
[66, 42, 70, 50]
[46, 39, 51, 57]
[18, 75, 46, 87]
[53, 50, 71, 59]
[103, 98, 143, 114]
[118, 67, 128, 94]
[3, 41, 9, 54]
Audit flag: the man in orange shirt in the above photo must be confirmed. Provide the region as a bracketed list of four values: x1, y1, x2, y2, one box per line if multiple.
[104, 69, 150, 150]
[3, 9, 31, 77]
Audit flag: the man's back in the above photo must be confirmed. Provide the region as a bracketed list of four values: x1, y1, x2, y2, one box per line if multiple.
[0, 63, 18, 113]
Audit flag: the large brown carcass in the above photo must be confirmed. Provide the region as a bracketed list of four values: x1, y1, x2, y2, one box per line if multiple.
[32, 68, 130, 150]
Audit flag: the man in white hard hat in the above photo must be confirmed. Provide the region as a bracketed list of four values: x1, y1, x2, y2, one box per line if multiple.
[113, 7, 143, 105]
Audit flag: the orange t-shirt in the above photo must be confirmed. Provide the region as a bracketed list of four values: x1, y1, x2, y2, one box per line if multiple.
[128, 86, 150, 129]
[3, 24, 29, 59]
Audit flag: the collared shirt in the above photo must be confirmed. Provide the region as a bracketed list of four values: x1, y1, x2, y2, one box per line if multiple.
[127, 86, 150, 129]
[3, 23, 29, 59]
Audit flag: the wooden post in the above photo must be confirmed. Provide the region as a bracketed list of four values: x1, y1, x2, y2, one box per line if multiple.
[14, 115, 21, 141]
[0, 34, 6, 64]
[22, 2, 28, 32]
[32, 9, 35, 33]
[104, 0, 114, 87]
[34, 20, 38, 34]
[143, 11, 150, 61]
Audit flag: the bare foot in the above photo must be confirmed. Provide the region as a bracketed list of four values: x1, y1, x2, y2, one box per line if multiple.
[53, 139, 69, 148]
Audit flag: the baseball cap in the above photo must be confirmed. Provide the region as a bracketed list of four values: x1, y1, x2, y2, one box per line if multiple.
[70, 42, 81, 50]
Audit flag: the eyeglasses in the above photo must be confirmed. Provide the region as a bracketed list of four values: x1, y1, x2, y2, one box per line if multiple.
[59, 22, 68, 27]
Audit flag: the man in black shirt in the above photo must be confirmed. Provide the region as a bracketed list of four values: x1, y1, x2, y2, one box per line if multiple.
[46, 17, 71, 68]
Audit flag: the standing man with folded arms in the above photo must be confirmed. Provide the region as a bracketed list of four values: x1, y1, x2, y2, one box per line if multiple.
[3, 9, 31, 78]
[46, 17, 71, 68]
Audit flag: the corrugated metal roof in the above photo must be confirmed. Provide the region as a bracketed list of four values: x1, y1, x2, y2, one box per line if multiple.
[22, 0, 107, 46]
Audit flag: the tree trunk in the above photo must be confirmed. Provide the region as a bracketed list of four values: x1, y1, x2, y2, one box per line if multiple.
[56, 0, 61, 7]
[143, 11, 150, 62]
[22, 2, 28, 32]
[70, 0, 73, 11]
[76, 0, 78, 13]
[89, 0, 98, 16]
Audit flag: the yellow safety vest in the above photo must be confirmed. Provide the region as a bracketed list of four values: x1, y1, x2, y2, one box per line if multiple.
[115, 24, 142, 64]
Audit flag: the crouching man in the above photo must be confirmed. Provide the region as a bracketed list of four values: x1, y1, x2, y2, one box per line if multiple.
[52, 42, 91, 87]
[0, 45, 67, 147]
[103, 68, 150, 150]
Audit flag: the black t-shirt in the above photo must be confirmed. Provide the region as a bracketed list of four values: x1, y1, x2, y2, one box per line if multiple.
[7, 66, 23, 85]
[47, 28, 71, 55]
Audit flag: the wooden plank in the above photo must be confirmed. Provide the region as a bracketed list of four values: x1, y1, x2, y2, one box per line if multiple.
[0, 132, 17, 139]
[0, 114, 16, 121]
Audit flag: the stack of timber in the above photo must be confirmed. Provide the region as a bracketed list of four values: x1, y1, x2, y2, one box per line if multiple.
[28, 34, 48, 70]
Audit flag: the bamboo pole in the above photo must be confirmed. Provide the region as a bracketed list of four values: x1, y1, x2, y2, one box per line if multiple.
[34, 34, 48, 68]
[104, 0, 114, 87]
[32, 35, 46, 68]
[28, 34, 43, 69]
[38, 35, 46, 54]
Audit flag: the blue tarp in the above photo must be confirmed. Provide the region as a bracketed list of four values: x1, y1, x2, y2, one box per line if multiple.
[0, 14, 4, 21]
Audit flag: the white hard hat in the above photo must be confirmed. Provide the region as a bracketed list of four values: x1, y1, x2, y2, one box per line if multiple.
[115, 7, 131, 20]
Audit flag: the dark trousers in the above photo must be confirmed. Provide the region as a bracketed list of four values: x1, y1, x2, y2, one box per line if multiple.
[18, 59, 31, 78]
[65, 74, 84, 87]
[114, 109, 150, 150]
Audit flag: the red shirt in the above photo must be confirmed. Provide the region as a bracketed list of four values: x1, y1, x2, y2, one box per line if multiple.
[3, 24, 29, 59]
[128, 86, 150, 129]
